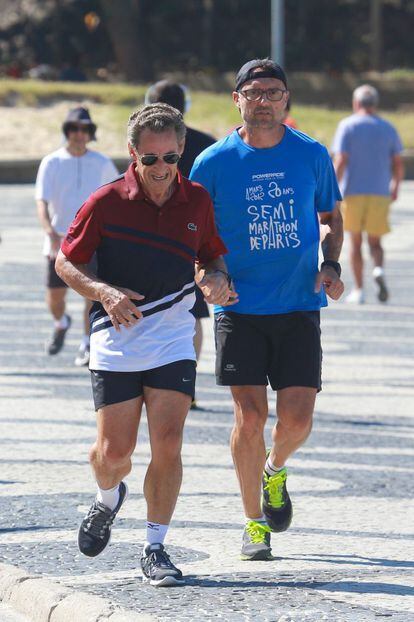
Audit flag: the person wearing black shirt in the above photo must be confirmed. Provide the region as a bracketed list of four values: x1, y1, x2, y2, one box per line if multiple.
[146, 80, 216, 408]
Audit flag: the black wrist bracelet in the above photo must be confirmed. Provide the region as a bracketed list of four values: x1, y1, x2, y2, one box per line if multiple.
[321, 260, 341, 277]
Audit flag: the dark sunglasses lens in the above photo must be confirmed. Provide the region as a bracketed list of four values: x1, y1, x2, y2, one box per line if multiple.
[68, 124, 89, 133]
[163, 153, 180, 164]
[141, 155, 158, 166]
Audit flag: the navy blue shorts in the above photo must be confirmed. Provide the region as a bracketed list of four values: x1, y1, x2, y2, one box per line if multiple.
[90, 359, 196, 410]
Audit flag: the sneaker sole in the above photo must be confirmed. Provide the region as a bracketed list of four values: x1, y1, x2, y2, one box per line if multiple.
[142, 575, 185, 587]
[240, 549, 273, 561]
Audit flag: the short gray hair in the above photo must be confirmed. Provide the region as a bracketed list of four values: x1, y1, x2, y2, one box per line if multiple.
[127, 103, 186, 150]
[353, 84, 379, 108]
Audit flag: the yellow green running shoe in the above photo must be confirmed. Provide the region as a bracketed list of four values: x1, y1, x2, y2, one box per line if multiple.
[261, 465, 293, 533]
[240, 520, 273, 561]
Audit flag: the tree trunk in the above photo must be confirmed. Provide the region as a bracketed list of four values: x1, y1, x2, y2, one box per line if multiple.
[100, 0, 152, 81]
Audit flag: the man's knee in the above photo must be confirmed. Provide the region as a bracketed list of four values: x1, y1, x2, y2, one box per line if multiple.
[277, 410, 313, 438]
[151, 423, 184, 459]
[90, 441, 134, 470]
[233, 401, 268, 440]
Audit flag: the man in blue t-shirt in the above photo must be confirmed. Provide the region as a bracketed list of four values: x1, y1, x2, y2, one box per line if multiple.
[190, 58, 344, 561]
[332, 85, 404, 304]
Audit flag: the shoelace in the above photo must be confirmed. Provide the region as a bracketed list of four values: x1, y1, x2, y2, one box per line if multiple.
[264, 470, 287, 508]
[83, 502, 114, 539]
[246, 521, 271, 544]
[149, 549, 176, 569]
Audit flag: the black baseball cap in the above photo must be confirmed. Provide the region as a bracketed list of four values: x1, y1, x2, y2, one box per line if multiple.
[62, 106, 97, 140]
[235, 59, 287, 92]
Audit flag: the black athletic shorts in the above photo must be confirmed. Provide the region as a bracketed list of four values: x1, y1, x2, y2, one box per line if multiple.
[46, 254, 98, 289]
[190, 286, 210, 319]
[90, 359, 196, 410]
[47, 257, 67, 289]
[215, 311, 322, 391]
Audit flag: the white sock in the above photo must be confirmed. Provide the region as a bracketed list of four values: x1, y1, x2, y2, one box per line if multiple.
[96, 483, 120, 510]
[265, 456, 285, 477]
[373, 266, 384, 278]
[246, 515, 266, 524]
[54, 314, 69, 330]
[144, 521, 169, 551]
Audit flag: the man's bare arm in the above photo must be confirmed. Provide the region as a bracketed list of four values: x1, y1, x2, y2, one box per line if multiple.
[36, 199, 61, 257]
[55, 250, 144, 331]
[316, 204, 344, 300]
[390, 153, 404, 201]
[333, 152, 348, 184]
[319, 204, 344, 262]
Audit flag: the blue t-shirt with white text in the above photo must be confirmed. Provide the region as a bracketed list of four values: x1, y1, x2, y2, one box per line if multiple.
[190, 127, 341, 315]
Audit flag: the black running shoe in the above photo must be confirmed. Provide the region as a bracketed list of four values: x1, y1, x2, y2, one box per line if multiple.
[261, 466, 293, 533]
[141, 543, 184, 586]
[78, 481, 128, 557]
[374, 273, 389, 302]
[47, 315, 72, 355]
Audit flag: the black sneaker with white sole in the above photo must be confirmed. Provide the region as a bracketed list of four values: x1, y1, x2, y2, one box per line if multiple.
[78, 481, 128, 557]
[47, 314, 72, 355]
[141, 543, 184, 586]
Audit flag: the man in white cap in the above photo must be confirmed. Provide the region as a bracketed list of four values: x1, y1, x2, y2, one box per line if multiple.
[36, 107, 118, 364]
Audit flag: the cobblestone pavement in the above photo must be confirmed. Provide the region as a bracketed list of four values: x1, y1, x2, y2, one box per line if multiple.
[0, 184, 413, 622]
[0, 603, 30, 622]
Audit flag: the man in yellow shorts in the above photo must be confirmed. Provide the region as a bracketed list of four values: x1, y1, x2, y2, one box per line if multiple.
[332, 85, 404, 303]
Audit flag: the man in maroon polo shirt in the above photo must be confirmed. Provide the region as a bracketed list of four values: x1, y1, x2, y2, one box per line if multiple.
[56, 103, 237, 586]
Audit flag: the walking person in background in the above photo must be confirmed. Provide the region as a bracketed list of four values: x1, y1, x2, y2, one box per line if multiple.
[56, 104, 233, 586]
[36, 106, 118, 364]
[191, 58, 344, 561]
[332, 85, 404, 304]
[146, 80, 217, 408]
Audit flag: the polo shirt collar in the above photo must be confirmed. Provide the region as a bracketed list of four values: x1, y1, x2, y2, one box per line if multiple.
[125, 162, 189, 205]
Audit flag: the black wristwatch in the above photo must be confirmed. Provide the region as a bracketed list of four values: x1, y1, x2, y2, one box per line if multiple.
[321, 260, 341, 277]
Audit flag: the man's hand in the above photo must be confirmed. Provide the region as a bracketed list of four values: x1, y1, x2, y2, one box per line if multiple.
[99, 284, 145, 331]
[197, 271, 239, 306]
[315, 266, 344, 301]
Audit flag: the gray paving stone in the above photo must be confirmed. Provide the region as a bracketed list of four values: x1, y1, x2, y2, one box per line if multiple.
[0, 184, 414, 621]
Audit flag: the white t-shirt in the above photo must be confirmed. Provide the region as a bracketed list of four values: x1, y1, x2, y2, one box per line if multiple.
[35, 147, 118, 255]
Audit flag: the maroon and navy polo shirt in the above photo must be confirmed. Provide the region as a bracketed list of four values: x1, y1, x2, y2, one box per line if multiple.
[61, 163, 227, 371]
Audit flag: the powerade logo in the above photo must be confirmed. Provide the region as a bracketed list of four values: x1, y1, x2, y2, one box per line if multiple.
[252, 172, 285, 181]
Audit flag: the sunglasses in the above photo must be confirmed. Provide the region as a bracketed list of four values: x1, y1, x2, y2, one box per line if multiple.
[137, 152, 181, 166]
[66, 124, 91, 133]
